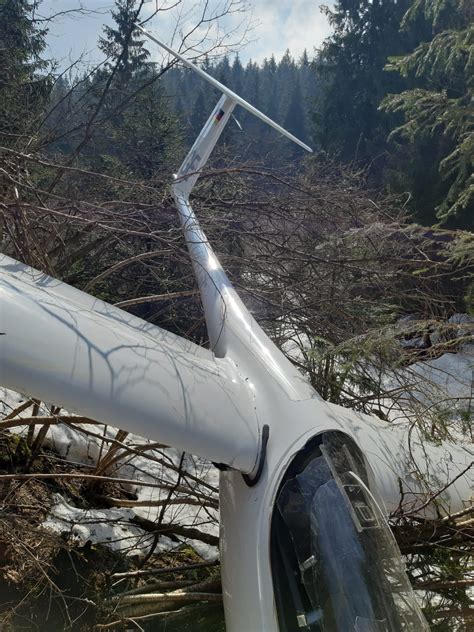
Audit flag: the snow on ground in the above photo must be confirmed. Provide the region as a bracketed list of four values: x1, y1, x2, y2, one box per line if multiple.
[387, 315, 472, 404]
[43, 493, 158, 556]
[0, 387, 220, 561]
[379, 340, 473, 438]
[282, 315, 473, 425]
[385, 344, 473, 407]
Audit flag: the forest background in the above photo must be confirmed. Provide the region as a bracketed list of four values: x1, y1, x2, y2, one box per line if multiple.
[0, 0, 472, 630]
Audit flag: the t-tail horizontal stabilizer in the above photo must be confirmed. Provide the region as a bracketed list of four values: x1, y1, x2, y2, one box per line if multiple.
[135, 24, 313, 154]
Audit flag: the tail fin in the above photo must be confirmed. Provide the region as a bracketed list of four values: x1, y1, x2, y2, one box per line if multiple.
[138, 25, 314, 400]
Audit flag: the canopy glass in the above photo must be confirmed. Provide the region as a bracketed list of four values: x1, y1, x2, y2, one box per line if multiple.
[271, 432, 428, 631]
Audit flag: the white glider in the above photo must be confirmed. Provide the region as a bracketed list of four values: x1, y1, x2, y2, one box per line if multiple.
[0, 25, 471, 631]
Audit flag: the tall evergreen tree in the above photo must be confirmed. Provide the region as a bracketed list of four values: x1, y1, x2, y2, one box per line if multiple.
[189, 89, 207, 140]
[0, 0, 50, 146]
[98, 0, 150, 80]
[313, 0, 412, 166]
[87, 0, 181, 180]
[216, 55, 231, 86]
[381, 0, 473, 227]
[260, 55, 278, 119]
[284, 77, 308, 147]
[277, 50, 297, 123]
[231, 54, 244, 94]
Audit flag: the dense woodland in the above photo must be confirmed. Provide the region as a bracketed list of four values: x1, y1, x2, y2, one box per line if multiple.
[162, 50, 317, 150]
[40, 0, 474, 229]
[0, 0, 472, 630]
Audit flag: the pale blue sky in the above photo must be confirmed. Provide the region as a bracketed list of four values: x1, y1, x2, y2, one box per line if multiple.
[39, 0, 332, 70]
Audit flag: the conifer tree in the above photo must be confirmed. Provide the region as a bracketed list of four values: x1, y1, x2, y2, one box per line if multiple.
[381, 0, 473, 227]
[216, 55, 231, 86]
[284, 78, 308, 148]
[260, 55, 278, 119]
[98, 0, 150, 80]
[231, 54, 244, 94]
[190, 90, 207, 139]
[89, 0, 181, 180]
[0, 0, 50, 146]
[313, 0, 412, 165]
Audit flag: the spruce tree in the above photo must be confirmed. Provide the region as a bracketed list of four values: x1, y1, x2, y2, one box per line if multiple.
[231, 54, 244, 94]
[313, 0, 412, 166]
[260, 55, 278, 119]
[381, 0, 473, 227]
[98, 0, 150, 80]
[88, 0, 181, 180]
[284, 78, 308, 148]
[0, 0, 50, 146]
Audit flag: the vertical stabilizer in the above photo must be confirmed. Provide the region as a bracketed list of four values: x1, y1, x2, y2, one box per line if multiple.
[138, 25, 314, 399]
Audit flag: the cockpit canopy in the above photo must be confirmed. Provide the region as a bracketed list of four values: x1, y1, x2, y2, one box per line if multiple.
[271, 431, 428, 631]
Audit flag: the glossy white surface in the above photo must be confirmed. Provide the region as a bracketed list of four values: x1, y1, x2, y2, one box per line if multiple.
[0, 254, 259, 471]
[1, 254, 471, 631]
[220, 397, 472, 631]
[172, 90, 316, 408]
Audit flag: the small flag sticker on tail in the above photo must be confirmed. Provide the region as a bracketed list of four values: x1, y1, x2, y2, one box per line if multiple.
[214, 109, 225, 124]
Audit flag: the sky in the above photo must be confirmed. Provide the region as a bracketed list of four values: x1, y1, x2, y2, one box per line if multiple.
[39, 0, 333, 71]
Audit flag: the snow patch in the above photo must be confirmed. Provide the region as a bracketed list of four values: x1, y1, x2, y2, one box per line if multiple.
[1, 387, 220, 560]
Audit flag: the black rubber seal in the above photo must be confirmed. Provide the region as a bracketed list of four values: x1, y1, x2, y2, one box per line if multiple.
[212, 462, 229, 471]
[242, 424, 270, 487]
